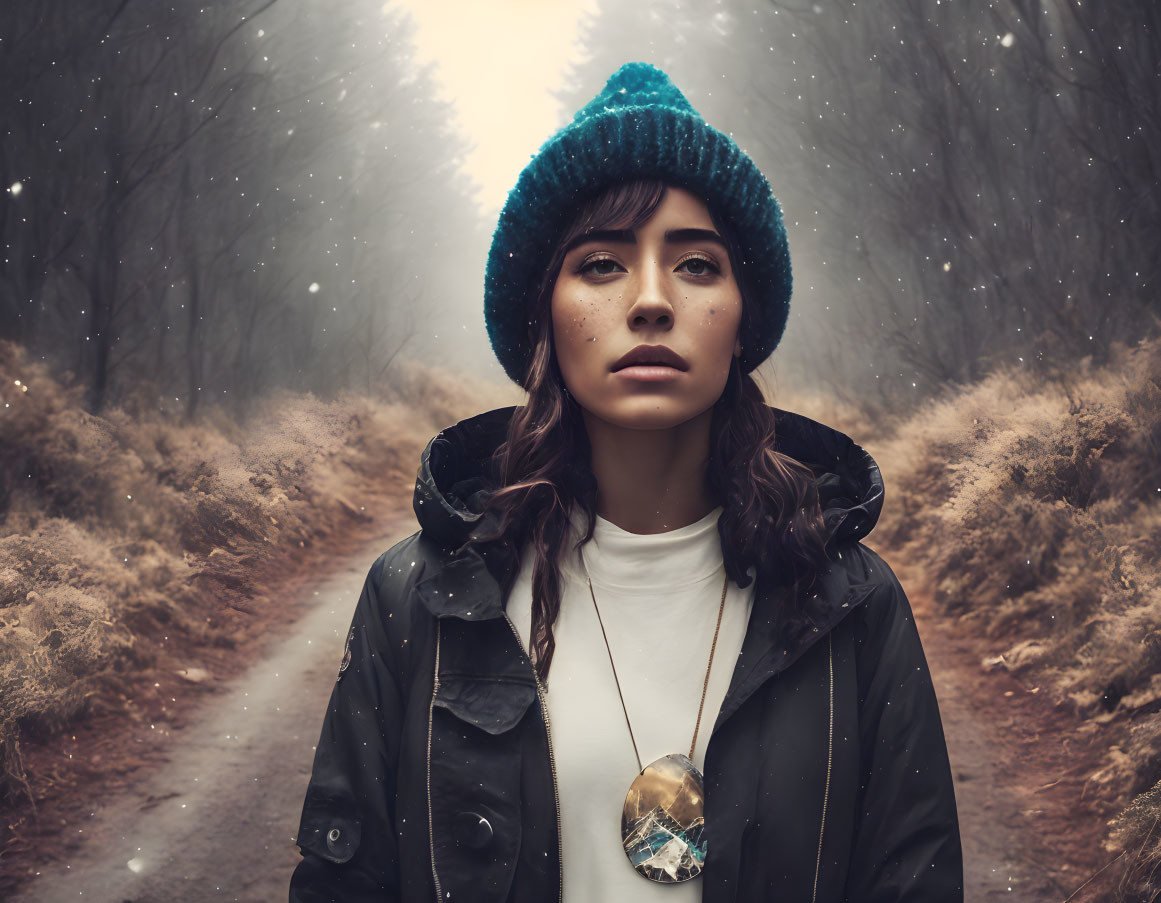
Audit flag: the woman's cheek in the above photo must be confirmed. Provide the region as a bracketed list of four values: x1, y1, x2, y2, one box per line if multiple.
[552, 300, 592, 386]
[554, 294, 607, 352]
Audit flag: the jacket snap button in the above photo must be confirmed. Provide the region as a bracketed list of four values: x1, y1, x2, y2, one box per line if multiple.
[454, 810, 494, 849]
[327, 827, 342, 843]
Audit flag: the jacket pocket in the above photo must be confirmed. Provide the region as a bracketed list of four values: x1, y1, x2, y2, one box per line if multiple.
[295, 783, 362, 865]
[429, 674, 539, 903]
[433, 673, 539, 734]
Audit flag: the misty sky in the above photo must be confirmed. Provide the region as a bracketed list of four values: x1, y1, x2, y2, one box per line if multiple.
[384, 0, 598, 219]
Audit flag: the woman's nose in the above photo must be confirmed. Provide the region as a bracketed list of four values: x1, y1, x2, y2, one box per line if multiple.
[624, 262, 674, 330]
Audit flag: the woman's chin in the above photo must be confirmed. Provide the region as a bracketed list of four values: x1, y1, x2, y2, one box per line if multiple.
[579, 398, 715, 433]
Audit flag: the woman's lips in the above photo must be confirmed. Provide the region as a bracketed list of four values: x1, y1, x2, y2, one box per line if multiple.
[611, 344, 690, 372]
[613, 364, 684, 382]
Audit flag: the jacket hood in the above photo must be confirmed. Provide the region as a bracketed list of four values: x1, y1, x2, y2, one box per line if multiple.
[412, 405, 883, 552]
[410, 405, 888, 732]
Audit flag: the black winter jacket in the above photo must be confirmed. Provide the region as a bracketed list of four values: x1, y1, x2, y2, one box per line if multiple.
[289, 405, 964, 902]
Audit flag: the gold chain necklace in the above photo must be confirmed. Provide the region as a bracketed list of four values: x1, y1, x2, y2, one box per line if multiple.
[582, 551, 729, 884]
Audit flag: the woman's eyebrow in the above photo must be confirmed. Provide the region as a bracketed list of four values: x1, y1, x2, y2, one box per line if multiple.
[564, 227, 726, 255]
[665, 228, 726, 249]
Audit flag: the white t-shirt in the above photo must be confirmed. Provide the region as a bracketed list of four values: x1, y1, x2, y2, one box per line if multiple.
[507, 505, 756, 902]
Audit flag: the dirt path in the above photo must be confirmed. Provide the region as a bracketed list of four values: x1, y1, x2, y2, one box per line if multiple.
[8, 518, 416, 903]
[894, 558, 1120, 902]
[4, 535, 1118, 901]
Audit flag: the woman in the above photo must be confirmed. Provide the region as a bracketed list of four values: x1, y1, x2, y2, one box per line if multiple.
[289, 62, 963, 902]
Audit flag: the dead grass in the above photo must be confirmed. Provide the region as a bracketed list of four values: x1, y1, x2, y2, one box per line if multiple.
[857, 336, 1161, 899]
[0, 340, 512, 812]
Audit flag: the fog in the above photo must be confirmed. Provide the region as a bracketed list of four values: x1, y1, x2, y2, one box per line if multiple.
[2, 0, 498, 416]
[3, 1, 1156, 417]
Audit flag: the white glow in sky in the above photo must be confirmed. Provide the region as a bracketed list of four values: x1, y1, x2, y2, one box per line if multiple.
[384, 0, 598, 220]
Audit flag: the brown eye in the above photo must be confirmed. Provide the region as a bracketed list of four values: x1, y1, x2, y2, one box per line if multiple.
[578, 257, 622, 277]
[677, 256, 720, 276]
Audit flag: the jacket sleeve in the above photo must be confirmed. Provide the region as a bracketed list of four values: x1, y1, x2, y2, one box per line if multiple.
[289, 552, 406, 902]
[844, 546, 964, 902]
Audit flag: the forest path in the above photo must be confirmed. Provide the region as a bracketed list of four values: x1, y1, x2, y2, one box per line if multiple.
[894, 557, 1114, 902]
[7, 530, 1110, 901]
[10, 516, 416, 903]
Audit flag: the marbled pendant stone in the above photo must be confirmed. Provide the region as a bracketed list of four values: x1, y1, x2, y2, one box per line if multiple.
[621, 753, 708, 883]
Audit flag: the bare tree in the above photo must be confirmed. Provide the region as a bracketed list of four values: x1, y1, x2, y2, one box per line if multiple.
[1, 0, 483, 414]
[560, 0, 1160, 410]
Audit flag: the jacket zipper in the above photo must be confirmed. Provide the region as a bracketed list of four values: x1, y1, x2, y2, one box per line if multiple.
[502, 614, 563, 903]
[427, 620, 444, 903]
[811, 631, 834, 903]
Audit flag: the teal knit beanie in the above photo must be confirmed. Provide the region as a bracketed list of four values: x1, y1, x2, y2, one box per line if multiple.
[484, 61, 792, 385]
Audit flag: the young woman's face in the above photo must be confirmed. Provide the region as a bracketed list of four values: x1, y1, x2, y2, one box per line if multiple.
[550, 186, 743, 431]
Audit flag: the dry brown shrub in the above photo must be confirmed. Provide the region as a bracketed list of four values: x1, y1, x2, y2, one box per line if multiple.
[865, 335, 1161, 890]
[0, 338, 511, 808]
[1107, 777, 1161, 901]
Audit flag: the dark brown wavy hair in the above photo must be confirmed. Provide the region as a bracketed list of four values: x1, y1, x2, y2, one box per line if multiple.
[473, 178, 831, 683]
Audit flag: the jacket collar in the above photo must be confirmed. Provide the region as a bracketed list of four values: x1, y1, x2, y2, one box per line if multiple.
[411, 405, 886, 694]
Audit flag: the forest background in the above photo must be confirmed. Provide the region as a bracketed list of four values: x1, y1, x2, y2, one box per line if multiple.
[1, 1, 1159, 899]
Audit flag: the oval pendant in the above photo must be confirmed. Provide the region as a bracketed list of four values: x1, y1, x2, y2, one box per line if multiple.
[621, 753, 707, 883]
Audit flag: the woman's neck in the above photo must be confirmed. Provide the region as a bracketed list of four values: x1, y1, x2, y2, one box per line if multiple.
[581, 407, 716, 534]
